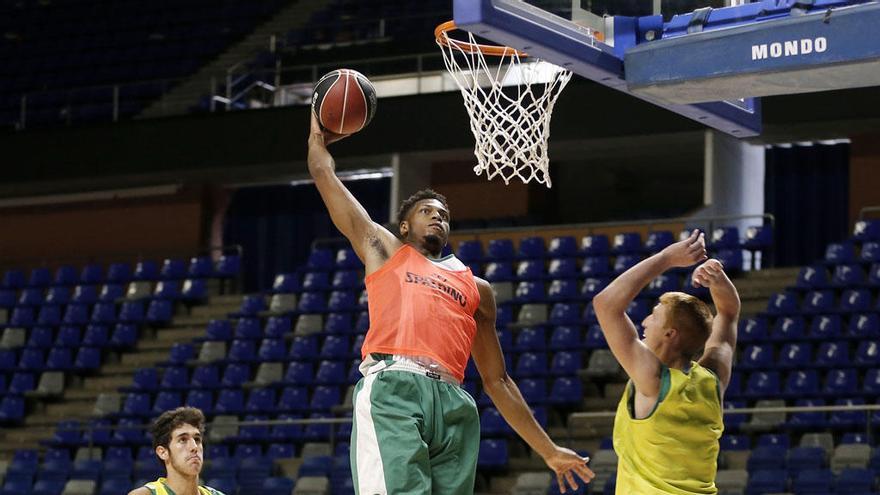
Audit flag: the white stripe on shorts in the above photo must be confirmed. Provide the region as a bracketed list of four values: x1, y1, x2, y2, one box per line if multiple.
[355, 373, 387, 494]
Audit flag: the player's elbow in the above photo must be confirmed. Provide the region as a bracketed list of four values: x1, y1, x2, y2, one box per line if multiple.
[592, 290, 619, 317]
[481, 372, 513, 399]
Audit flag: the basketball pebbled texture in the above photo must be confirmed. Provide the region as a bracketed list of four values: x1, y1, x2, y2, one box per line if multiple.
[312, 69, 377, 135]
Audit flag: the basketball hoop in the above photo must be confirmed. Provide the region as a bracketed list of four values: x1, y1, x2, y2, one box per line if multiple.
[435, 21, 572, 187]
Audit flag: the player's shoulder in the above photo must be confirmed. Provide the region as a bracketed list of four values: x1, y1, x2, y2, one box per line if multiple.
[127, 487, 152, 495]
[202, 486, 227, 495]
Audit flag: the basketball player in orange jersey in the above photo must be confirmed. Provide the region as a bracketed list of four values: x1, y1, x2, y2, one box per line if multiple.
[307, 114, 594, 494]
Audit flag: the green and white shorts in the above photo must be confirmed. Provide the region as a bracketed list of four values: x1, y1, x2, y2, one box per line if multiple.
[350, 355, 480, 495]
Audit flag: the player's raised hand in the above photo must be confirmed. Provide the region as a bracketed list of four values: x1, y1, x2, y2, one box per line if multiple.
[661, 229, 708, 268]
[692, 258, 726, 288]
[542, 445, 595, 493]
[309, 112, 349, 147]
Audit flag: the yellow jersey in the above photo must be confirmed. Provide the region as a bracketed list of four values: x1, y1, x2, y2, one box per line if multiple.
[143, 478, 225, 495]
[613, 363, 723, 494]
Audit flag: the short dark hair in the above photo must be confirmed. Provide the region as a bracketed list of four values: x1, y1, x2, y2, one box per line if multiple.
[151, 406, 205, 452]
[396, 189, 449, 227]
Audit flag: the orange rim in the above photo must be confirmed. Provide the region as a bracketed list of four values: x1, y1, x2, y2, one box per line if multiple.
[435, 20, 527, 57]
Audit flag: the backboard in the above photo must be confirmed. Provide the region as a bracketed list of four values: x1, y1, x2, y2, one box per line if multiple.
[453, 0, 880, 138]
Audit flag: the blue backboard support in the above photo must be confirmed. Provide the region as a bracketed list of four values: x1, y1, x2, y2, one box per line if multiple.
[453, 0, 762, 137]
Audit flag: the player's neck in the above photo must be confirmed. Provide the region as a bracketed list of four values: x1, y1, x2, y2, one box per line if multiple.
[655, 346, 689, 370]
[164, 469, 200, 495]
[407, 241, 442, 260]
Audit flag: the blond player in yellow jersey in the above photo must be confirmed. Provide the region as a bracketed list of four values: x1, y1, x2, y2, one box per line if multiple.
[593, 231, 740, 494]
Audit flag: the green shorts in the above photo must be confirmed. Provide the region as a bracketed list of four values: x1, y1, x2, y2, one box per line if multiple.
[350, 356, 480, 495]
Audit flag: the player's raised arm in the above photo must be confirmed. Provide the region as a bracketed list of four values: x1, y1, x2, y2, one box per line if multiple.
[593, 230, 707, 395]
[307, 114, 400, 271]
[694, 259, 741, 392]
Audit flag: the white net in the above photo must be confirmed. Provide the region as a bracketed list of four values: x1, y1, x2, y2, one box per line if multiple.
[437, 29, 572, 187]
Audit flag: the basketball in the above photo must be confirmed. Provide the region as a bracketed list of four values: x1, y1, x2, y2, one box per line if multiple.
[312, 69, 377, 135]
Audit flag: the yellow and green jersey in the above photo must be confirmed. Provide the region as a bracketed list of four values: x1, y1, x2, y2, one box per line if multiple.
[143, 478, 225, 495]
[613, 363, 723, 495]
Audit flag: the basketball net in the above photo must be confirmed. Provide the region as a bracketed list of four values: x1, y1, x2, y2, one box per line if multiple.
[436, 22, 572, 187]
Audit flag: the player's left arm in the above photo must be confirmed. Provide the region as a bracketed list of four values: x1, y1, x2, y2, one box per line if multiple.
[471, 277, 594, 493]
[695, 259, 741, 393]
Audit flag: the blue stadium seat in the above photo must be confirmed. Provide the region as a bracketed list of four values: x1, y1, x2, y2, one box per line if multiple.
[0, 290, 15, 309]
[517, 378, 547, 404]
[766, 291, 800, 315]
[860, 242, 880, 263]
[825, 242, 857, 264]
[815, 341, 849, 368]
[18, 288, 44, 306]
[266, 444, 296, 461]
[297, 292, 327, 313]
[550, 351, 581, 376]
[823, 368, 858, 396]
[868, 263, 880, 286]
[44, 287, 70, 306]
[829, 398, 866, 429]
[214, 389, 245, 415]
[310, 386, 341, 411]
[835, 468, 874, 493]
[644, 231, 674, 253]
[787, 398, 827, 430]
[626, 299, 652, 323]
[802, 290, 835, 314]
[258, 338, 286, 362]
[332, 271, 362, 290]
[854, 340, 880, 367]
[840, 289, 873, 313]
[747, 446, 788, 471]
[118, 301, 145, 324]
[580, 277, 608, 300]
[184, 389, 214, 414]
[18, 349, 45, 372]
[45, 348, 72, 371]
[146, 300, 173, 325]
[479, 408, 510, 436]
[581, 235, 610, 256]
[265, 316, 292, 338]
[99, 284, 124, 302]
[549, 303, 580, 325]
[190, 365, 220, 390]
[272, 273, 301, 293]
[127, 368, 159, 392]
[709, 226, 740, 251]
[180, 279, 208, 302]
[581, 257, 610, 277]
[1, 270, 25, 291]
[201, 320, 233, 341]
[808, 315, 842, 340]
[771, 316, 806, 341]
[514, 327, 546, 352]
[54, 326, 81, 347]
[215, 254, 241, 279]
[795, 265, 831, 291]
[73, 347, 101, 371]
[518, 237, 546, 259]
[548, 376, 583, 405]
[89, 302, 116, 325]
[547, 236, 577, 257]
[232, 295, 266, 317]
[745, 371, 780, 398]
[456, 241, 484, 264]
[283, 362, 314, 385]
[277, 387, 310, 414]
[8, 373, 35, 395]
[0, 396, 24, 423]
[69, 286, 97, 305]
[315, 360, 346, 385]
[643, 274, 679, 298]
[160, 259, 186, 280]
[51, 266, 78, 287]
[109, 323, 138, 348]
[778, 343, 812, 370]
[28, 268, 51, 288]
[289, 335, 319, 361]
[245, 388, 276, 414]
[27, 327, 54, 349]
[831, 264, 866, 287]
[160, 367, 189, 390]
[739, 317, 770, 343]
[863, 368, 880, 396]
[853, 220, 880, 243]
[478, 439, 508, 469]
[483, 262, 514, 282]
[302, 272, 330, 291]
[187, 257, 214, 278]
[133, 261, 158, 281]
[222, 363, 251, 387]
[720, 434, 750, 451]
[740, 345, 774, 370]
[849, 313, 880, 338]
[790, 468, 832, 493]
[514, 281, 544, 303]
[328, 290, 357, 311]
[549, 326, 583, 351]
[516, 260, 545, 280]
[514, 353, 547, 377]
[152, 391, 182, 415]
[320, 335, 349, 360]
[613, 255, 642, 275]
[715, 249, 744, 273]
[79, 265, 103, 285]
[612, 233, 642, 255]
[234, 318, 263, 340]
[33, 479, 65, 495]
[106, 263, 131, 284]
[547, 258, 578, 279]
[725, 373, 743, 400]
[307, 249, 335, 271]
[9, 307, 35, 327]
[122, 393, 151, 417]
[166, 343, 194, 365]
[487, 239, 515, 261]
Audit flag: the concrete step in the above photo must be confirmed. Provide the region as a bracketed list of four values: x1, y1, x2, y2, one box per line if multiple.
[45, 400, 95, 418]
[100, 362, 142, 375]
[84, 374, 134, 390]
[156, 326, 206, 342]
[121, 351, 168, 366]
[3, 426, 54, 443]
[63, 388, 100, 401]
[136, 340, 176, 352]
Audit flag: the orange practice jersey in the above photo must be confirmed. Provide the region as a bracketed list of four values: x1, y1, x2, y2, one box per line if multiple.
[361, 244, 481, 382]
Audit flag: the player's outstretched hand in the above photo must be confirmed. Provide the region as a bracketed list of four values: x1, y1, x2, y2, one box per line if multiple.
[309, 112, 349, 147]
[543, 445, 595, 493]
[692, 258, 726, 288]
[661, 229, 708, 268]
